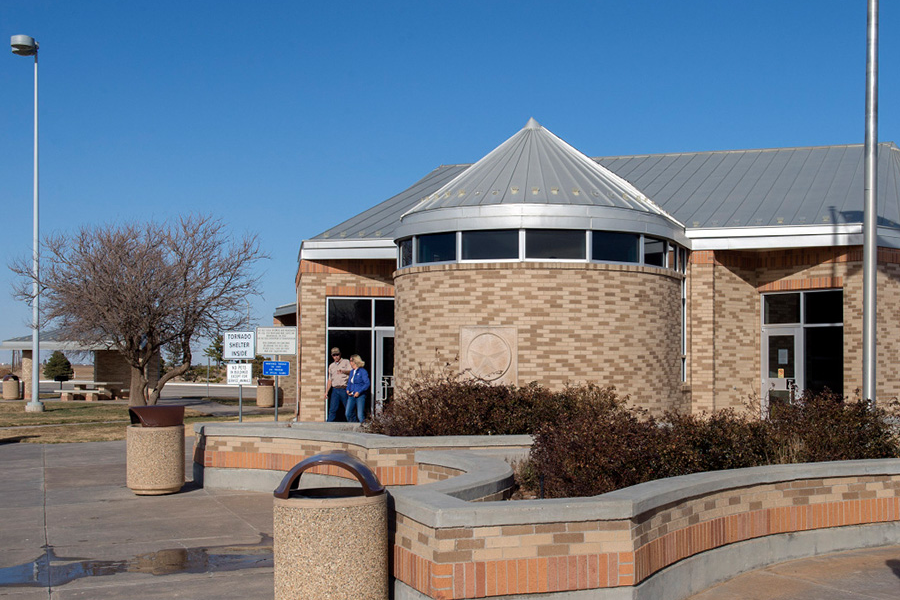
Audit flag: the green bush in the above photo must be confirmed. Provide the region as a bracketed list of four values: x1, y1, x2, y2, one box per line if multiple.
[43, 350, 74, 381]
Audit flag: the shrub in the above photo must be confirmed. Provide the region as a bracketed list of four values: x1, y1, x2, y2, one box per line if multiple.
[523, 391, 900, 498]
[527, 390, 656, 497]
[43, 350, 74, 381]
[364, 368, 613, 436]
[366, 366, 900, 498]
[766, 391, 899, 463]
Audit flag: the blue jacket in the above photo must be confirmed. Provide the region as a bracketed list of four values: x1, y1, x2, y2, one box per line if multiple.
[347, 368, 370, 395]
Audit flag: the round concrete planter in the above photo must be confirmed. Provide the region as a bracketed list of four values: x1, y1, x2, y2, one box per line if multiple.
[274, 490, 387, 600]
[2, 380, 21, 400]
[126, 424, 185, 495]
[256, 385, 283, 407]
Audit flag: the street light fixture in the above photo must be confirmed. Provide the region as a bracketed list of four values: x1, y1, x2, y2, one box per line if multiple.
[11, 34, 44, 413]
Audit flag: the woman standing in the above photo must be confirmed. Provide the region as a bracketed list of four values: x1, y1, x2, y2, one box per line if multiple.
[346, 354, 371, 423]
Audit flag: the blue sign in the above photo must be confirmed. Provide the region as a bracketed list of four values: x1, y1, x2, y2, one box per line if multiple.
[262, 360, 290, 377]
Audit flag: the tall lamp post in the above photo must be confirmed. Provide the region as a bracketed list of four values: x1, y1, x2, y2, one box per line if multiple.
[11, 34, 44, 413]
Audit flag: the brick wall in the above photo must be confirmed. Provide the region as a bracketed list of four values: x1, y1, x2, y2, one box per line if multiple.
[687, 246, 900, 411]
[394, 262, 684, 414]
[95, 349, 160, 394]
[195, 431, 529, 488]
[195, 425, 900, 600]
[296, 259, 395, 421]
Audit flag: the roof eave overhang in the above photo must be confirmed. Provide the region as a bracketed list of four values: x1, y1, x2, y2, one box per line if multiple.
[0, 340, 110, 352]
[299, 239, 397, 261]
[687, 224, 900, 251]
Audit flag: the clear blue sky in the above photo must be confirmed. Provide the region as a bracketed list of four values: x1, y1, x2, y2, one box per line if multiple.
[1, 1, 898, 362]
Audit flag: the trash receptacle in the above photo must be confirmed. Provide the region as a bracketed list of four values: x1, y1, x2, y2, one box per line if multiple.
[256, 378, 282, 407]
[273, 451, 387, 600]
[2, 374, 21, 400]
[126, 405, 185, 496]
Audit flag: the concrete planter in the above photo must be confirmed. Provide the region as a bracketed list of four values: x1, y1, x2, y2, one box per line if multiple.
[2, 380, 21, 400]
[256, 385, 283, 407]
[126, 424, 185, 495]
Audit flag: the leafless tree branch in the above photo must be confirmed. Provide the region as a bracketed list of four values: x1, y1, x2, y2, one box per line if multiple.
[9, 215, 268, 405]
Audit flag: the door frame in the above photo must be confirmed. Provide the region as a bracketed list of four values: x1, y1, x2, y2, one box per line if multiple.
[374, 330, 394, 416]
[761, 327, 803, 411]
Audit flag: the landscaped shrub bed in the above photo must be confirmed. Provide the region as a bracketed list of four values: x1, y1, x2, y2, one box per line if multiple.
[366, 375, 900, 498]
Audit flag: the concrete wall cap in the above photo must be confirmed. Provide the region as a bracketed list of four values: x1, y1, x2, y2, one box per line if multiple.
[193, 422, 533, 450]
[194, 425, 900, 528]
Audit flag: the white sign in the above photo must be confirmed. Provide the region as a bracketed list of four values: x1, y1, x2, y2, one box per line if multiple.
[223, 331, 256, 360]
[256, 327, 298, 355]
[227, 363, 253, 385]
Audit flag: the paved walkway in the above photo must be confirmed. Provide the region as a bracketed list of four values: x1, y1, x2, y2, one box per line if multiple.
[1, 439, 898, 599]
[688, 545, 900, 599]
[0, 440, 273, 599]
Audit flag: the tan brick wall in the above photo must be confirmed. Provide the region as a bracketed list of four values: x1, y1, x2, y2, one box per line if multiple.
[294, 245, 900, 419]
[688, 246, 900, 411]
[197, 434, 528, 487]
[844, 248, 900, 399]
[95, 349, 160, 392]
[195, 428, 900, 599]
[296, 259, 395, 421]
[394, 262, 684, 414]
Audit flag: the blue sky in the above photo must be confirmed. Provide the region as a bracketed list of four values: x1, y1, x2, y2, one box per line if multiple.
[1, 1, 898, 362]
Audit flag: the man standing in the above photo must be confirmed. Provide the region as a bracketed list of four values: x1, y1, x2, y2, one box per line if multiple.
[325, 347, 352, 422]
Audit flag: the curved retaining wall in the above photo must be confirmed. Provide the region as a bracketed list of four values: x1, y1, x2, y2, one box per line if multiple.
[193, 423, 900, 600]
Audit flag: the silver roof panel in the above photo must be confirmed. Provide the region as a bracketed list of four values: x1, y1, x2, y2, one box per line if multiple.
[307, 141, 900, 245]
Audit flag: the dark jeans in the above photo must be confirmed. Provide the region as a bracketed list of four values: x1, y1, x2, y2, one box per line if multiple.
[346, 393, 366, 423]
[327, 388, 349, 422]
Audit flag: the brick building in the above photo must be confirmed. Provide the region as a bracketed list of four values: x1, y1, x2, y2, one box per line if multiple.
[288, 119, 900, 421]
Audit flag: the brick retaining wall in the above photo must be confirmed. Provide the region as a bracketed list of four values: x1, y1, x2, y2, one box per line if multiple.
[193, 424, 900, 600]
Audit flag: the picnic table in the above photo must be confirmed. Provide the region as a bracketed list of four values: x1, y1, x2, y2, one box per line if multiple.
[60, 380, 124, 402]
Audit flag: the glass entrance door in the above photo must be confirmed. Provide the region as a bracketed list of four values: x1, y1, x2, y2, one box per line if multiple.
[374, 331, 394, 416]
[762, 328, 802, 407]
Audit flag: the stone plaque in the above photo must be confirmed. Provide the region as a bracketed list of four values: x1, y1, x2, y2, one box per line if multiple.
[459, 327, 517, 385]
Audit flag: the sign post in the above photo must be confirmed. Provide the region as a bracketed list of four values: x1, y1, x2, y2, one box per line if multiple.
[257, 328, 297, 422]
[227, 363, 253, 422]
[262, 360, 291, 422]
[224, 331, 256, 421]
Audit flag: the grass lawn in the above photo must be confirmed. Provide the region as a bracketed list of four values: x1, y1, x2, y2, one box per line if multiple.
[0, 400, 283, 444]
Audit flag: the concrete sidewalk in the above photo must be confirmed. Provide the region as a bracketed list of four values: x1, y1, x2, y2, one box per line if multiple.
[0, 440, 274, 599]
[1, 439, 898, 599]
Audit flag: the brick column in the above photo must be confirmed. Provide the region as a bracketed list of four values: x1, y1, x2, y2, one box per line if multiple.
[21, 350, 34, 400]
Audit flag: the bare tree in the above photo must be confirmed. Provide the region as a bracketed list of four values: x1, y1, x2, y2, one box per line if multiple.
[11, 215, 267, 405]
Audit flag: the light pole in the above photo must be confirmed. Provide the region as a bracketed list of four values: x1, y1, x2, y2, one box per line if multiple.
[11, 34, 44, 413]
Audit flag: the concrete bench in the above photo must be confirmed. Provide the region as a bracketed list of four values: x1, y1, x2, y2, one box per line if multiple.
[60, 389, 113, 402]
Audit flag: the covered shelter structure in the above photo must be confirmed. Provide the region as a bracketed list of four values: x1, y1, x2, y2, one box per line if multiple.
[0, 330, 160, 400]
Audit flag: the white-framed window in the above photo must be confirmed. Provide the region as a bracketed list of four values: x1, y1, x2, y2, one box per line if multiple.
[399, 229, 684, 270]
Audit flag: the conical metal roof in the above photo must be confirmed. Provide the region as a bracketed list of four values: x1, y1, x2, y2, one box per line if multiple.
[401, 118, 680, 221]
[395, 119, 685, 243]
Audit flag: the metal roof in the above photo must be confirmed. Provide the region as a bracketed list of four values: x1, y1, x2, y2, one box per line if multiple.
[0, 330, 110, 352]
[598, 143, 900, 229]
[311, 164, 469, 243]
[305, 139, 900, 248]
[402, 118, 679, 222]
